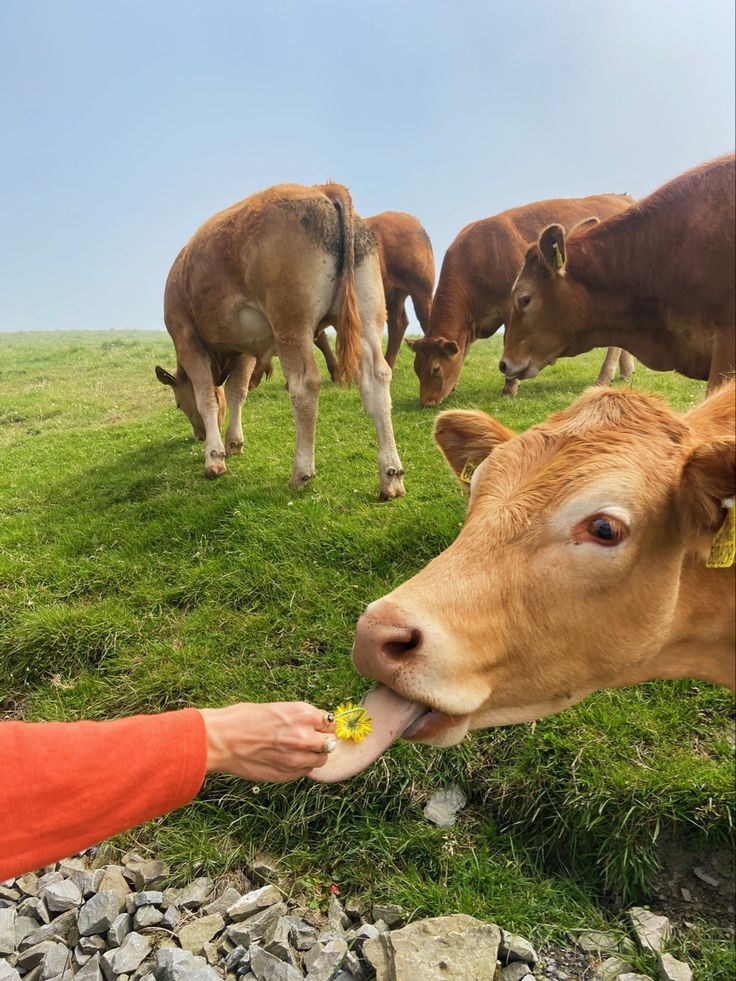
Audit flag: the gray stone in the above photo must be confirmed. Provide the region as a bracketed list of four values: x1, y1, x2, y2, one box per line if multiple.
[569, 929, 621, 954]
[98, 868, 132, 900]
[79, 936, 108, 955]
[227, 886, 282, 922]
[177, 879, 214, 911]
[17, 941, 60, 971]
[178, 913, 225, 954]
[592, 957, 636, 981]
[657, 953, 693, 981]
[40, 943, 71, 980]
[16, 915, 39, 947]
[16, 874, 38, 896]
[20, 911, 79, 949]
[364, 915, 501, 981]
[342, 951, 362, 978]
[224, 945, 247, 970]
[122, 860, 169, 891]
[160, 907, 181, 931]
[133, 907, 163, 930]
[692, 866, 719, 888]
[100, 949, 117, 981]
[18, 897, 51, 924]
[499, 965, 533, 981]
[618, 975, 654, 981]
[249, 944, 302, 981]
[79, 892, 125, 937]
[154, 948, 207, 981]
[628, 908, 671, 953]
[422, 784, 467, 827]
[0, 907, 17, 954]
[35, 873, 63, 898]
[304, 938, 348, 981]
[249, 856, 281, 884]
[203, 887, 243, 919]
[108, 913, 133, 947]
[353, 923, 379, 947]
[188, 970, 221, 981]
[371, 919, 390, 934]
[263, 915, 296, 965]
[0, 962, 21, 981]
[327, 895, 350, 932]
[498, 930, 538, 965]
[227, 904, 287, 946]
[112, 933, 152, 974]
[125, 892, 164, 914]
[44, 880, 83, 913]
[370, 904, 405, 929]
[201, 942, 220, 967]
[285, 915, 318, 950]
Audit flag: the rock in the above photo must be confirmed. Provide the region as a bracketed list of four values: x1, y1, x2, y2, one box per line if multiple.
[499, 965, 533, 981]
[364, 914, 501, 981]
[224, 945, 247, 970]
[263, 916, 296, 965]
[112, 933, 152, 974]
[285, 916, 318, 950]
[618, 975, 654, 981]
[16, 874, 39, 897]
[133, 907, 163, 930]
[628, 908, 671, 953]
[161, 907, 181, 931]
[108, 913, 133, 947]
[691, 866, 719, 888]
[657, 953, 693, 981]
[0, 907, 17, 954]
[591, 956, 636, 980]
[123, 860, 169, 891]
[17, 941, 60, 971]
[423, 785, 467, 827]
[40, 942, 71, 979]
[178, 879, 214, 911]
[353, 923, 379, 947]
[178, 914, 225, 954]
[36, 873, 64, 898]
[79, 892, 125, 937]
[125, 892, 164, 913]
[227, 886, 282, 922]
[249, 856, 281, 885]
[248, 945, 302, 981]
[203, 887, 243, 919]
[154, 948, 207, 981]
[498, 930, 537, 965]
[21, 910, 79, 949]
[45, 880, 83, 913]
[98, 868, 132, 900]
[16, 915, 39, 947]
[327, 895, 350, 932]
[569, 929, 621, 954]
[79, 936, 108, 955]
[370, 904, 405, 929]
[188, 969, 221, 981]
[19, 897, 51, 925]
[0, 963, 21, 981]
[304, 938, 348, 981]
[227, 904, 287, 947]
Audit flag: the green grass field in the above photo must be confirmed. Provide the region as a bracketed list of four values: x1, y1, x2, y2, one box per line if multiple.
[1, 331, 733, 976]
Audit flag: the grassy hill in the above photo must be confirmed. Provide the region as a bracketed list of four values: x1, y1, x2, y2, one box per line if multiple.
[1, 330, 733, 976]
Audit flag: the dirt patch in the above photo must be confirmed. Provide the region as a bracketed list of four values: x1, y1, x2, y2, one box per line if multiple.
[649, 833, 735, 932]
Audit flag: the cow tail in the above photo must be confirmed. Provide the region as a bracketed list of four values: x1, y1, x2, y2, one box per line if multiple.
[326, 186, 362, 385]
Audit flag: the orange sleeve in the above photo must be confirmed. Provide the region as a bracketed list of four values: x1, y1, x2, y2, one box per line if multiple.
[0, 708, 208, 879]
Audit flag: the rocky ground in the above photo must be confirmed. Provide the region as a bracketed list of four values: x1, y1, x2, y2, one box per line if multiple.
[0, 849, 704, 981]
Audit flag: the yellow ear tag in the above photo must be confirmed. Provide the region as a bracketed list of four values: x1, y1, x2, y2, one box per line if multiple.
[553, 243, 564, 269]
[459, 460, 479, 485]
[706, 498, 735, 569]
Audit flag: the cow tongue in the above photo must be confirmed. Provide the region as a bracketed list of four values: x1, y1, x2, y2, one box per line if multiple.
[308, 685, 427, 783]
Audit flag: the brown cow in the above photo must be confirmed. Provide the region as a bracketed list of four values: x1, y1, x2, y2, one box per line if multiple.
[311, 211, 435, 377]
[312, 380, 735, 780]
[155, 182, 405, 499]
[502, 155, 736, 393]
[408, 195, 636, 405]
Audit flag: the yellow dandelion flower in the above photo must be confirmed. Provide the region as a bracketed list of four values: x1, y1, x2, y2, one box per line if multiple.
[334, 702, 373, 743]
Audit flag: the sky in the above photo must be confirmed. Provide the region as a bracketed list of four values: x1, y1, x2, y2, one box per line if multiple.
[0, 0, 733, 332]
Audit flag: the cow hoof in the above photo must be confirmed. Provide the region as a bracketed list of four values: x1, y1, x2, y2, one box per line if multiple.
[501, 380, 519, 397]
[226, 440, 244, 456]
[204, 462, 227, 479]
[379, 476, 406, 501]
[288, 472, 315, 490]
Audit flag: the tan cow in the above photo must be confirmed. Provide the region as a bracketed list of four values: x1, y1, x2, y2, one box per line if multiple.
[155, 182, 405, 499]
[312, 380, 735, 780]
[311, 211, 435, 377]
[408, 194, 636, 405]
[502, 155, 736, 393]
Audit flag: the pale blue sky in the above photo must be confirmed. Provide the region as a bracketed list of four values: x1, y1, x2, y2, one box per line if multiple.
[0, 0, 733, 331]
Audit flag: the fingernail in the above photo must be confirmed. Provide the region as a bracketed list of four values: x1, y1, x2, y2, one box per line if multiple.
[326, 737, 337, 753]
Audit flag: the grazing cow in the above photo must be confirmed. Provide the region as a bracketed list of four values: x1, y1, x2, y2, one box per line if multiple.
[155, 183, 405, 499]
[502, 155, 736, 393]
[408, 194, 636, 405]
[310, 211, 435, 376]
[312, 380, 735, 780]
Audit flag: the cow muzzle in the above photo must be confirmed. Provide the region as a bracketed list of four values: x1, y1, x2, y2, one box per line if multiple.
[353, 606, 424, 679]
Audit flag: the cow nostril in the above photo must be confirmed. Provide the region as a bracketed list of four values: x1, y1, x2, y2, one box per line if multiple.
[499, 359, 508, 374]
[382, 627, 422, 659]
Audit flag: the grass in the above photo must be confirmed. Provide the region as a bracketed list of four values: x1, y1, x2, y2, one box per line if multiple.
[1, 330, 733, 976]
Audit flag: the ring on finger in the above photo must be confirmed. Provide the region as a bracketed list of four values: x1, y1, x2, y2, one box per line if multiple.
[323, 712, 335, 727]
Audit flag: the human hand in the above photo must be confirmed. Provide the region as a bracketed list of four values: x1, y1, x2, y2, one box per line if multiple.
[199, 702, 337, 783]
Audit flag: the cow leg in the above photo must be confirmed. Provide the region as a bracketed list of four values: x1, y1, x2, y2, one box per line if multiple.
[594, 347, 622, 386]
[411, 286, 432, 336]
[224, 354, 256, 455]
[384, 291, 409, 369]
[501, 376, 520, 396]
[278, 337, 321, 488]
[356, 334, 406, 500]
[178, 351, 228, 478]
[314, 330, 338, 382]
[618, 350, 636, 380]
[707, 329, 736, 393]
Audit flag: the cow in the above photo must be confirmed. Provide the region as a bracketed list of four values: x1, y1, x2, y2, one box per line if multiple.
[155, 182, 406, 500]
[501, 155, 736, 394]
[408, 194, 636, 406]
[311, 380, 735, 780]
[309, 211, 435, 377]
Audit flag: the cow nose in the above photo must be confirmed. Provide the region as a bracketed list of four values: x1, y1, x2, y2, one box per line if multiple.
[353, 610, 423, 677]
[498, 358, 508, 374]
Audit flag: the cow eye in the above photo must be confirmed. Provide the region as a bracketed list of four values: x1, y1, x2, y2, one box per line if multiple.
[585, 514, 628, 546]
[518, 295, 532, 310]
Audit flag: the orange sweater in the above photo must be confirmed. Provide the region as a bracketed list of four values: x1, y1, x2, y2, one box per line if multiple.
[0, 708, 207, 879]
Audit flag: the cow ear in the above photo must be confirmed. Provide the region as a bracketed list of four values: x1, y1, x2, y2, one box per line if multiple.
[155, 365, 178, 387]
[677, 437, 736, 544]
[434, 410, 514, 486]
[404, 338, 419, 352]
[539, 224, 566, 273]
[440, 339, 459, 355]
[572, 216, 600, 233]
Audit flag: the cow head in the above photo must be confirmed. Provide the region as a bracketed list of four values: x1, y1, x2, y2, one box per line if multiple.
[352, 383, 736, 748]
[155, 365, 226, 440]
[407, 336, 462, 406]
[501, 220, 598, 381]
